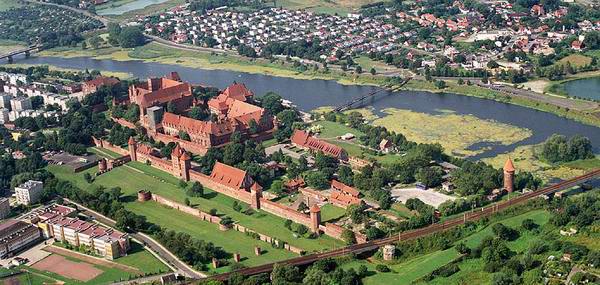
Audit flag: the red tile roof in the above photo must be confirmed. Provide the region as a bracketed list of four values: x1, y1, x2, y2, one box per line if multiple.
[331, 180, 360, 197]
[84, 76, 120, 88]
[209, 162, 255, 190]
[291, 130, 346, 159]
[504, 157, 515, 172]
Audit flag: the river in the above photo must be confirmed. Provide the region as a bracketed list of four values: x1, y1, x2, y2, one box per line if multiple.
[6, 55, 600, 159]
[96, 0, 170, 15]
[563, 77, 600, 100]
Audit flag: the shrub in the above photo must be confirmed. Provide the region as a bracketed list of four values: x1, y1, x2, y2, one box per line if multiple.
[375, 264, 390, 272]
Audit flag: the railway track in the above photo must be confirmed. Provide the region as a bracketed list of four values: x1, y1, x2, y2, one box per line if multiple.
[203, 169, 600, 282]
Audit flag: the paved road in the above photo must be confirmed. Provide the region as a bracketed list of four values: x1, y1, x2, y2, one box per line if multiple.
[63, 199, 205, 279]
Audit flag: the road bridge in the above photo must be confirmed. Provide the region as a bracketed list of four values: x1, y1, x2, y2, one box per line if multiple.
[202, 169, 600, 281]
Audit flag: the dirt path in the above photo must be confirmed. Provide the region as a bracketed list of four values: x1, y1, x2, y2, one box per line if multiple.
[44, 246, 143, 275]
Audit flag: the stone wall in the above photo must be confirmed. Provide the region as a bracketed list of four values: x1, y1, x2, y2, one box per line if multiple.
[92, 137, 129, 156]
[112, 118, 137, 130]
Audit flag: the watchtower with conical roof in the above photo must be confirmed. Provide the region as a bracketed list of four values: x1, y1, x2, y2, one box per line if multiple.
[503, 157, 515, 193]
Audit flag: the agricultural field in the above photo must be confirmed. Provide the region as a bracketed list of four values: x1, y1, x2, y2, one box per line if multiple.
[47, 159, 343, 253]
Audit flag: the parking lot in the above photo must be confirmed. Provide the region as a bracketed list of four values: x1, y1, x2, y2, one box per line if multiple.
[391, 187, 456, 208]
[0, 240, 52, 268]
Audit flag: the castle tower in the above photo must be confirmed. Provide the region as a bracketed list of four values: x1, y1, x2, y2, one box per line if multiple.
[250, 183, 262, 209]
[309, 204, 321, 234]
[98, 158, 107, 172]
[180, 152, 191, 181]
[503, 157, 515, 193]
[128, 137, 137, 162]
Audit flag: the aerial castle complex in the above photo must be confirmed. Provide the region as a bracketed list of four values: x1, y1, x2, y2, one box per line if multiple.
[120, 72, 275, 154]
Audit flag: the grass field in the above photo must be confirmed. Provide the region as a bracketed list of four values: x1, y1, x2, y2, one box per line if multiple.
[47, 161, 342, 252]
[309, 120, 403, 165]
[126, 201, 297, 273]
[373, 108, 532, 158]
[114, 242, 171, 274]
[268, 0, 383, 15]
[320, 204, 346, 222]
[556, 54, 593, 68]
[340, 209, 551, 285]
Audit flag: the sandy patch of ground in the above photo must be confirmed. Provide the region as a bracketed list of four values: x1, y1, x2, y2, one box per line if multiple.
[521, 80, 550, 94]
[390, 187, 456, 208]
[32, 254, 102, 282]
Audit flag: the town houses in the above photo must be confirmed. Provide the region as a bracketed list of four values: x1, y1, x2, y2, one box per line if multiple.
[118, 72, 275, 154]
[138, 1, 600, 76]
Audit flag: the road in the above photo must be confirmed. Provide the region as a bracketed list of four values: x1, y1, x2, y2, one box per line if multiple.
[63, 199, 205, 279]
[202, 169, 600, 282]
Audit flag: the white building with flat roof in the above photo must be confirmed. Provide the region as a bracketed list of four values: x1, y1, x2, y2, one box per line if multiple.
[14, 180, 43, 205]
[10, 97, 32, 112]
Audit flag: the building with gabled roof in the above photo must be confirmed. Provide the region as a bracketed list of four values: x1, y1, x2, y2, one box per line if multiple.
[128, 72, 193, 117]
[291, 130, 347, 160]
[82, 76, 120, 95]
[209, 162, 261, 191]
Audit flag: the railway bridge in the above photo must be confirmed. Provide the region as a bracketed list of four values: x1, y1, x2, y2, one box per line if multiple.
[203, 169, 600, 282]
[0, 45, 41, 63]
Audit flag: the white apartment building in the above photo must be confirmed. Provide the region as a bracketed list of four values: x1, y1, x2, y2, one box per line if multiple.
[14, 180, 43, 205]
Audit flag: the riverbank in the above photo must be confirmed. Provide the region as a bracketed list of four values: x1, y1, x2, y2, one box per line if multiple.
[543, 71, 600, 98]
[38, 42, 390, 86]
[1, 63, 133, 80]
[32, 42, 600, 128]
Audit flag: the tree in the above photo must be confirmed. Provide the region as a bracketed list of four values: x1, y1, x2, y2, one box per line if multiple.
[305, 171, 330, 190]
[492, 223, 519, 241]
[187, 182, 204, 197]
[435, 80, 447, 89]
[370, 67, 376, 75]
[83, 172, 93, 183]
[89, 36, 102, 49]
[521, 219, 537, 231]
[118, 26, 145, 48]
[107, 23, 122, 46]
[271, 264, 302, 285]
[184, 198, 190, 206]
[260, 92, 284, 115]
[456, 242, 471, 255]
[414, 166, 444, 188]
[355, 65, 362, 74]
[341, 229, 356, 245]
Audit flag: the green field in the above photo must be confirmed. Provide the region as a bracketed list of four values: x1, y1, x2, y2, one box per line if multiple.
[320, 204, 346, 222]
[48, 161, 342, 253]
[127, 201, 296, 272]
[115, 242, 171, 274]
[340, 209, 552, 285]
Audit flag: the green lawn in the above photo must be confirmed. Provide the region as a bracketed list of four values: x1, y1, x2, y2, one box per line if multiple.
[562, 157, 600, 170]
[127, 201, 297, 273]
[314, 121, 403, 165]
[342, 248, 461, 285]
[87, 147, 122, 159]
[316, 121, 366, 139]
[115, 242, 171, 274]
[48, 162, 342, 252]
[320, 204, 346, 222]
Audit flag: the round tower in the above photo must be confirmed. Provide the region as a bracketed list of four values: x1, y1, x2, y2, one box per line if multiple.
[503, 157, 515, 193]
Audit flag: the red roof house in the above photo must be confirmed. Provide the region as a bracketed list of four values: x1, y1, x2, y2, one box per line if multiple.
[290, 130, 347, 160]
